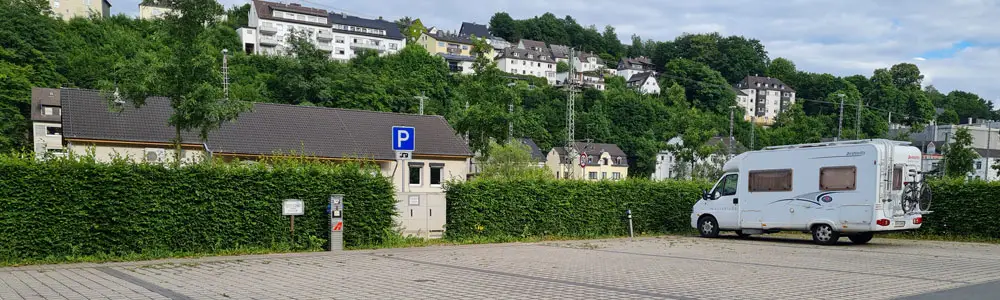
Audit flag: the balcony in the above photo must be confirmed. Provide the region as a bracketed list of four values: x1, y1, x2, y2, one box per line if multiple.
[446, 46, 462, 55]
[316, 30, 333, 41]
[316, 42, 333, 52]
[259, 23, 277, 35]
[350, 42, 385, 52]
[259, 35, 280, 46]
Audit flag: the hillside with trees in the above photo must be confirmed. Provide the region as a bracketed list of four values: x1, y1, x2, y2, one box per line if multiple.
[2, 0, 998, 178]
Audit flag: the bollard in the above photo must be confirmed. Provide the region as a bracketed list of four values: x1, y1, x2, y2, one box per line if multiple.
[626, 209, 634, 240]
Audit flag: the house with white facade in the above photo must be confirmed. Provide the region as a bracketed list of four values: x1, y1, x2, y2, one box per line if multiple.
[734, 75, 796, 125]
[556, 70, 605, 91]
[238, 1, 405, 60]
[652, 136, 746, 180]
[546, 142, 629, 180]
[496, 46, 558, 84]
[626, 72, 659, 94]
[617, 56, 657, 79]
[458, 22, 511, 51]
[549, 44, 604, 73]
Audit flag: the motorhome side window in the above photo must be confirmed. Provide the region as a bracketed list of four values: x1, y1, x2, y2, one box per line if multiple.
[892, 167, 903, 190]
[748, 169, 792, 192]
[819, 166, 856, 191]
[712, 174, 738, 196]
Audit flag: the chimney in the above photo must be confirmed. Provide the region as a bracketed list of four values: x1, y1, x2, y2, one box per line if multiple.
[341, 12, 346, 18]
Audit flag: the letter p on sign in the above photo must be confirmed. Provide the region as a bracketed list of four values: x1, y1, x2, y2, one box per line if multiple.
[392, 126, 415, 151]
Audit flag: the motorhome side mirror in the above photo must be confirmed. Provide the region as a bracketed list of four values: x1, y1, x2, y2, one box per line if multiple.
[701, 190, 709, 200]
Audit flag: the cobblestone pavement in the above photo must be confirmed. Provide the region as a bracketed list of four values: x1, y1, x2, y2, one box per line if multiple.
[3, 235, 1000, 299]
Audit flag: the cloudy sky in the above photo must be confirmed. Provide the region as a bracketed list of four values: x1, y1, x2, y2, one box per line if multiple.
[115, 0, 1000, 105]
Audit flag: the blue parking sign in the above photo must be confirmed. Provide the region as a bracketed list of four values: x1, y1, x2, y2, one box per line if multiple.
[392, 126, 415, 151]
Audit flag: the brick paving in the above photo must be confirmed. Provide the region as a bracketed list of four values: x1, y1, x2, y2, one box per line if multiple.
[2, 235, 999, 299]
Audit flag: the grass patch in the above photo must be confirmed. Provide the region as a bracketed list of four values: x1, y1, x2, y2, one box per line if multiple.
[0, 244, 322, 267]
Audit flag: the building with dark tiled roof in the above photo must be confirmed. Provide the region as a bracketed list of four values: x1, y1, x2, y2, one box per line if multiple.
[627, 72, 659, 94]
[617, 56, 656, 79]
[238, 1, 405, 60]
[546, 142, 629, 180]
[418, 31, 493, 74]
[734, 75, 797, 125]
[497, 47, 558, 84]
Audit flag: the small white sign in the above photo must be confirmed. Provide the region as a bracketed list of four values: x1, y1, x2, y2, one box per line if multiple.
[283, 199, 304, 216]
[408, 195, 420, 206]
[395, 151, 413, 160]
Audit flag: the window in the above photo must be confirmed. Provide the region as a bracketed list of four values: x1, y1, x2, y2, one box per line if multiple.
[45, 127, 62, 136]
[53, 0, 59, 8]
[336, 48, 345, 55]
[977, 161, 983, 170]
[616, 157, 622, 165]
[409, 164, 422, 185]
[602, 172, 607, 179]
[783, 92, 790, 97]
[389, 43, 397, 50]
[548, 64, 553, 69]
[612, 172, 622, 180]
[437, 41, 445, 47]
[588, 172, 598, 180]
[712, 174, 739, 196]
[820, 166, 856, 191]
[335, 36, 344, 43]
[892, 167, 903, 190]
[602, 158, 608, 165]
[430, 164, 443, 185]
[522, 61, 526, 65]
[587, 157, 593, 163]
[749, 169, 792, 192]
[758, 90, 766, 95]
[462, 45, 468, 50]
[42, 106, 60, 116]
[522, 70, 526, 74]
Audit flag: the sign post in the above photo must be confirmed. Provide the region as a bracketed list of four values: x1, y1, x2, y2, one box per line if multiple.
[392, 126, 415, 192]
[282, 199, 304, 244]
[328, 194, 344, 251]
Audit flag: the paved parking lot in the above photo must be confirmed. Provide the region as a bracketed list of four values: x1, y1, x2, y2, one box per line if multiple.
[3, 235, 1000, 299]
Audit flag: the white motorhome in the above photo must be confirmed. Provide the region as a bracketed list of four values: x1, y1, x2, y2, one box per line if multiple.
[691, 139, 929, 245]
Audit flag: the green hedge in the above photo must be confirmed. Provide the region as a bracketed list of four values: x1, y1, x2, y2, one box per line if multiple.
[0, 155, 396, 262]
[922, 179, 1000, 238]
[445, 179, 707, 240]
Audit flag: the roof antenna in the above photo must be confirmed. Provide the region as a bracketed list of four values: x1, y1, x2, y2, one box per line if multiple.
[222, 49, 230, 101]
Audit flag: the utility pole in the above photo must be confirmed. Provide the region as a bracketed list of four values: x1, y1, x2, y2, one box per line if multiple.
[729, 106, 735, 156]
[856, 96, 862, 139]
[987, 121, 993, 180]
[566, 48, 576, 148]
[221, 49, 230, 100]
[508, 99, 514, 142]
[836, 93, 845, 141]
[414, 91, 428, 115]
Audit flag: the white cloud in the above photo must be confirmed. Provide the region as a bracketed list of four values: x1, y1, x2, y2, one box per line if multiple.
[111, 0, 1000, 105]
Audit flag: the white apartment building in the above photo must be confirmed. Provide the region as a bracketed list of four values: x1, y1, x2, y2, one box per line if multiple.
[617, 56, 656, 80]
[549, 44, 604, 72]
[496, 47, 558, 84]
[239, 1, 405, 60]
[49, 0, 111, 20]
[138, 0, 173, 19]
[734, 75, 796, 125]
[556, 71, 605, 90]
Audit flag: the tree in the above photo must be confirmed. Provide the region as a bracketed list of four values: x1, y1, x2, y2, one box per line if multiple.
[602, 25, 621, 56]
[889, 63, 923, 91]
[476, 140, 551, 180]
[943, 127, 977, 178]
[766, 57, 796, 82]
[717, 35, 768, 83]
[394, 16, 413, 32]
[489, 12, 518, 42]
[662, 58, 735, 113]
[556, 61, 569, 72]
[938, 109, 960, 125]
[627, 34, 644, 58]
[403, 18, 426, 44]
[946, 90, 992, 121]
[106, 0, 252, 160]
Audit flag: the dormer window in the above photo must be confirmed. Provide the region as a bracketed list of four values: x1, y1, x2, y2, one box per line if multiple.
[756, 82, 760, 87]
[616, 157, 622, 165]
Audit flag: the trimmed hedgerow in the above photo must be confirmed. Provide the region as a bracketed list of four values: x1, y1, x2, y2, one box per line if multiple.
[445, 179, 708, 240]
[0, 154, 395, 263]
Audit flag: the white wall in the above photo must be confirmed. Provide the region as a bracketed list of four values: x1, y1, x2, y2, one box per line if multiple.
[498, 58, 557, 84]
[32, 122, 63, 158]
